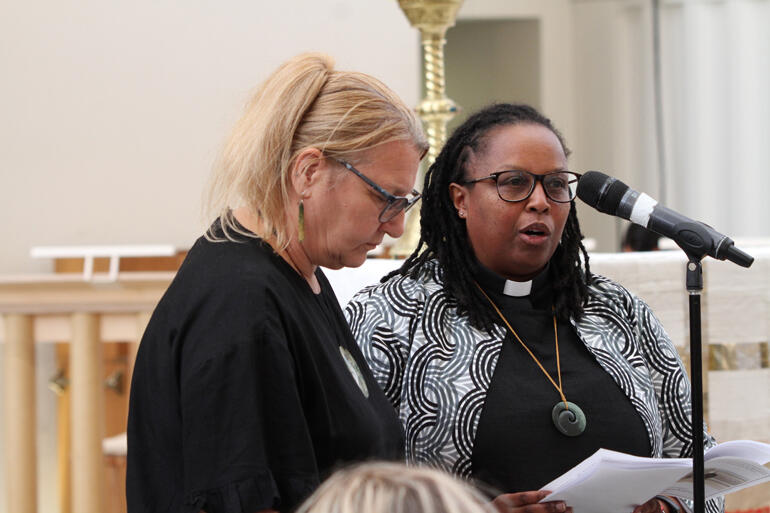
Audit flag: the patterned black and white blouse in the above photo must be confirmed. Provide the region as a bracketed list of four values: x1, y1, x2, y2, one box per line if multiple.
[345, 259, 723, 513]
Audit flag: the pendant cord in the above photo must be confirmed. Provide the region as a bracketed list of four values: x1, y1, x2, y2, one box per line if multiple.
[475, 282, 569, 410]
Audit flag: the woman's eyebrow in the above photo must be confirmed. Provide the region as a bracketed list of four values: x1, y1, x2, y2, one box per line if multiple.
[381, 181, 412, 197]
[494, 166, 569, 172]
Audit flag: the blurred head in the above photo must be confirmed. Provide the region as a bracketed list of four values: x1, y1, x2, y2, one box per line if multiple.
[396, 103, 592, 329]
[206, 53, 428, 268]
[622, 223, 660, 252]
[296, 462, 495, 513]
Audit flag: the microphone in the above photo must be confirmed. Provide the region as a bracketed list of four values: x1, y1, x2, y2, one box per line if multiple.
[576, 171, 753, 268]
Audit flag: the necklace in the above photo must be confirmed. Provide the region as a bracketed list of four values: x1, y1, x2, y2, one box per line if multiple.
[476, 283, 587, 437]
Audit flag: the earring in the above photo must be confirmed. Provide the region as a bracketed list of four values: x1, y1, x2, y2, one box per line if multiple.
[458, 210, 466, 219]
[298, 200, 305, 242]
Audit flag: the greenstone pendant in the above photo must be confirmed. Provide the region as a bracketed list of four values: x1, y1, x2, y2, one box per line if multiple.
[552, 401, 586, 436]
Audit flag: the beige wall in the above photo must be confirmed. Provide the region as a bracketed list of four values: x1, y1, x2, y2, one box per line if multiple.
[4, 0, 767, 270]
[0, 0, 421, 274]
[445, 18, 541, 134]
[457, 0, 575, 140]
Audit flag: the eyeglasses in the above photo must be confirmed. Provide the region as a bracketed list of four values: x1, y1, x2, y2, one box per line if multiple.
[461, 170, 581, 203]
[333, 158, 422, 223]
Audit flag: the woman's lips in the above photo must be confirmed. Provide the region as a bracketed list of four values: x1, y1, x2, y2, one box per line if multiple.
[519, 222, 552, 245]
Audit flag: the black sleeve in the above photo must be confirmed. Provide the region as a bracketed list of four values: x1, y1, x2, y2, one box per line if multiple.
[179, 316, 319, 513]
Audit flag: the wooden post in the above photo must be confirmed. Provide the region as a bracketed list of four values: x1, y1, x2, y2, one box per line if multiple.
[3, 313, 37, 513]
[70, 313, 105, 513]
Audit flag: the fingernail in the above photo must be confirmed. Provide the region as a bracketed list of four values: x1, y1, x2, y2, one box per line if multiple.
[557, 503, 566, 512]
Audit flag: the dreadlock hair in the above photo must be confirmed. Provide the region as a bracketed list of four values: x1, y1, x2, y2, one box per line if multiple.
[391, 103, 593, 332]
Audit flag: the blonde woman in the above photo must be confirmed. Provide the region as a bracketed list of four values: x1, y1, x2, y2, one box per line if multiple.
[127, 53, 427, 513]
[297, 462, 497, 513]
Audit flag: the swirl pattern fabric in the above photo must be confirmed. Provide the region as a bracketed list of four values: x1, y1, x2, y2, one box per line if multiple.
[346, 259, 724, 513]
[348, 267, 506, 474]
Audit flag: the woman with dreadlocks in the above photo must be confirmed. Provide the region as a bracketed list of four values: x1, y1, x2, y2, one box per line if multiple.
[346, 104, 723, 513]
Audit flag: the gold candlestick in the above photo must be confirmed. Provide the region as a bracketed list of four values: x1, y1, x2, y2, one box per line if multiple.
[391, 0, 464, 258]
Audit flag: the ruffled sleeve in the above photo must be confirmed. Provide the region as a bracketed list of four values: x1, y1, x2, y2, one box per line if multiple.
[181, 472, 318, 513]
[179, 317, 320, 512]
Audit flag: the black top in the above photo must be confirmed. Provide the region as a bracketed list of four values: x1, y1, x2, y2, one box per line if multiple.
[471, 264, 651, 494]
[127, 228, 404, 513]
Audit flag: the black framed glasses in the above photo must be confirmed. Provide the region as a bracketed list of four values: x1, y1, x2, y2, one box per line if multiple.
[333, 158, 422, 222]
[462, 170, 581, 203]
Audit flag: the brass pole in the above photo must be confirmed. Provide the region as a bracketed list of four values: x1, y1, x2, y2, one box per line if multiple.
[391, 0, 464, 257]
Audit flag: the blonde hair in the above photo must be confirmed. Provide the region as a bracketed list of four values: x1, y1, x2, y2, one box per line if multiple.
[205, 53, 428, 246]
[296, 462, 495, 513]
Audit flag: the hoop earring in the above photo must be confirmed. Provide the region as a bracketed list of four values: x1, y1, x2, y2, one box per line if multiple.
[298, 200, 305, 243]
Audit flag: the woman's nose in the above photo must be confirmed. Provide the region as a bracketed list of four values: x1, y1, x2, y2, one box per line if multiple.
[381, 211, 406, 238]
[526, 182, 551, 212]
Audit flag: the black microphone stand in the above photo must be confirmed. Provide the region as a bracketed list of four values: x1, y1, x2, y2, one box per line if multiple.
[685, 255, 706, 513]
[657, 221, 752, 513]
[675, 222, 717, 513]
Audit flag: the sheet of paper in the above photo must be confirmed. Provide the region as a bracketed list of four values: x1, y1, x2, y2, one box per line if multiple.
[662, 457, 770, 500]
[539, 442, 770, 512]
[705, 440, 770, 465]
[544, 465, 690, 513]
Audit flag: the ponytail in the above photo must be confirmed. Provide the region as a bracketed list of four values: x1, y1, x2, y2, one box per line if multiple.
[205, 53, 427, 247]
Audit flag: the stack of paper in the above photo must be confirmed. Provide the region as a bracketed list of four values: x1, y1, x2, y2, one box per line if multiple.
[540, 440, 770, 513]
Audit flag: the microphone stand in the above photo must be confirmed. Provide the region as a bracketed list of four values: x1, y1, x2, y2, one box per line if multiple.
[661, 221, 751, 513]
[675, 221, 716, 513]
[685, 255, 705, 513]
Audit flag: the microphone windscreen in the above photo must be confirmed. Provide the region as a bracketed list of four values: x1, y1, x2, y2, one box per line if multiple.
[577, 171, 629, 215]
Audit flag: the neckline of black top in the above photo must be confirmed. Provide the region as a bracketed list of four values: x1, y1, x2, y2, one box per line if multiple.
[473, 261, 554, 311]
[215, 217, 326, 297]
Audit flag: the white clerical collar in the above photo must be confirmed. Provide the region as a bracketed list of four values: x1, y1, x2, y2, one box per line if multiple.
[502, 279, 532, 297]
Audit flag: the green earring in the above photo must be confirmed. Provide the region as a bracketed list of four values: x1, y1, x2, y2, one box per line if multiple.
[298, 200, 305, 242]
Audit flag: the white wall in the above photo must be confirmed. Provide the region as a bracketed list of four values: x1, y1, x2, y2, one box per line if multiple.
[570, 0, 770, 250]
[0, 0, 421, 274]
[661, 0, 770, 238]
[4, 0, 767, 267]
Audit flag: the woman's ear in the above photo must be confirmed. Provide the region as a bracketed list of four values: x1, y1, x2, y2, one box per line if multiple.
[290, 147, 326, 198]
[449, 182, 468, 219]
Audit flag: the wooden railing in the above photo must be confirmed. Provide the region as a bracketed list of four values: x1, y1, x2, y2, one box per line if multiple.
[0, 272, 173, 513]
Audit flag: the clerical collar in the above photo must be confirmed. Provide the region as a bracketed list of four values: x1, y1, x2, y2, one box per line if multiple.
[474, 261, 553, 309]
[503, 279, 532, 297]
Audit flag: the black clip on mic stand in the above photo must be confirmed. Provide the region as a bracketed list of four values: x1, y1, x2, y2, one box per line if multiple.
[673, 222, 753, 513]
